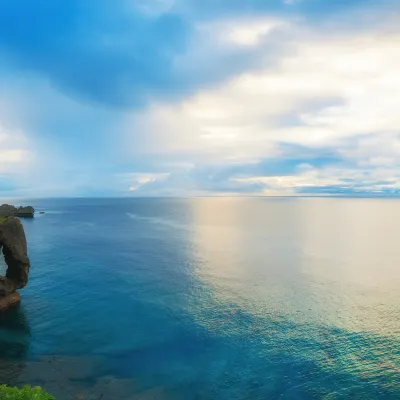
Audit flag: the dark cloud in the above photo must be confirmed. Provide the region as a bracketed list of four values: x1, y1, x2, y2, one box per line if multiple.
[0, 0, 189, 107]
[1, 0, 392, 108]
[0, 0, 279, 108]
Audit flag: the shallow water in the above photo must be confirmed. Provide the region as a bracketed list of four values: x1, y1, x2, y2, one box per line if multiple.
[0, 198, 399, 399]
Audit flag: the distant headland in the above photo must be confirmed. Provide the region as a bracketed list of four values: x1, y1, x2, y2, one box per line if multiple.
[0, 204, 35, 218]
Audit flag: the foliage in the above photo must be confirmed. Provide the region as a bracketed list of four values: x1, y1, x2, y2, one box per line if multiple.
[0, 385, 55, 400]
[0, 217, 7, 224]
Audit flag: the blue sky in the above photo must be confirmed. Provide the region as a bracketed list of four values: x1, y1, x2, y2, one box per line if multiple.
[0, 0, 399, 197]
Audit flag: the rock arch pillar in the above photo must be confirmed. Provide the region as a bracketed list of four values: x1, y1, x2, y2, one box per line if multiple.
[0, 217, 31, 311]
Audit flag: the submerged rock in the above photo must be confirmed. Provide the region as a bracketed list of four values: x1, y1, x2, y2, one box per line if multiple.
[0, 217, 31, 311]
[0, 204, 35, 218]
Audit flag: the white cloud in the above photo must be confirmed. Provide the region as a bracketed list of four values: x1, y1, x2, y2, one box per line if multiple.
[195, 16, 288, 48]
[235, 165, 400, 194]
[122, 16, 400, 194]
[119, 173, 170, 192]
[0, 125, 31, 175]
[0, 149, 24, 163]
[222, 19, 287, 47]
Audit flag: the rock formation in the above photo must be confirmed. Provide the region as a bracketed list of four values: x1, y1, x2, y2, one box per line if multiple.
[0, 217, 31, 311]
[0, 204, 35, 218]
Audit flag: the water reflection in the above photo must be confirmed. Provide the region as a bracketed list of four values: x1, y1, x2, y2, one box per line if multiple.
[298, 198, 400, 336]
[188, 198, 400, 333]
[185, 198, 400, 398]
[188, 198, 313, 326]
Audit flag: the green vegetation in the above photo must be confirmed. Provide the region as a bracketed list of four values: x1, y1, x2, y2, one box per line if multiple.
[0, 385, 55, 400]
[0, 217, 7, 224]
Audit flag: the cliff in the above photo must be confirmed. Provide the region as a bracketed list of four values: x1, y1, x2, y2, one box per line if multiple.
[0, 217, 31, 311]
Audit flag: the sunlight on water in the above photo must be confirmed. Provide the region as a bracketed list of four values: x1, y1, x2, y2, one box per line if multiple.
[189, 198, 400, 335]
[186, 198, 400, 398]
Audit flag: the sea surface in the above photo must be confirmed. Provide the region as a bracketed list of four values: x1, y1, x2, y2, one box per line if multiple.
[0, 198, 399, 399]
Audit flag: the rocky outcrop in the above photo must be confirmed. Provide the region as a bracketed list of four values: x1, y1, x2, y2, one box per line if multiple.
[0, 217, 31, 311]
[0, 204, 35, 218]
[0, 291, 20, 312]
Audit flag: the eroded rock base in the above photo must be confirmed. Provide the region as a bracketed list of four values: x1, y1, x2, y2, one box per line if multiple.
[0, 292, 21, 312]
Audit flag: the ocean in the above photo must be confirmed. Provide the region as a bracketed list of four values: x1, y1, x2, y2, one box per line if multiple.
[0, 198, 399, 399]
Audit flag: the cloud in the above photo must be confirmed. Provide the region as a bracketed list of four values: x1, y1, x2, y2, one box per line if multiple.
[0, 0, 189, 108]
[120, 13, 400, 195]
[0, 125, 31, 171]
[234, 164, 400, 196]
[0, 0, 399, 196]
[2, 0, 395, 109]
[0, 0, 284, 109]
[120, 173, 170, 192]
[0, 122, 33, 195]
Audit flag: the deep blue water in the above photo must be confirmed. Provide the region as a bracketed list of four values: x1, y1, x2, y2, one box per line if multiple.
[0, 198, 399, 399]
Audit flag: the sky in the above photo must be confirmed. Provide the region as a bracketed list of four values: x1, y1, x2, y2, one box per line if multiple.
[0, 0, 400, 197]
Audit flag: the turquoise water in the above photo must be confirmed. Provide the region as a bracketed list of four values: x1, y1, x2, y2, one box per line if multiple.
[0, 198, 399, 399]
